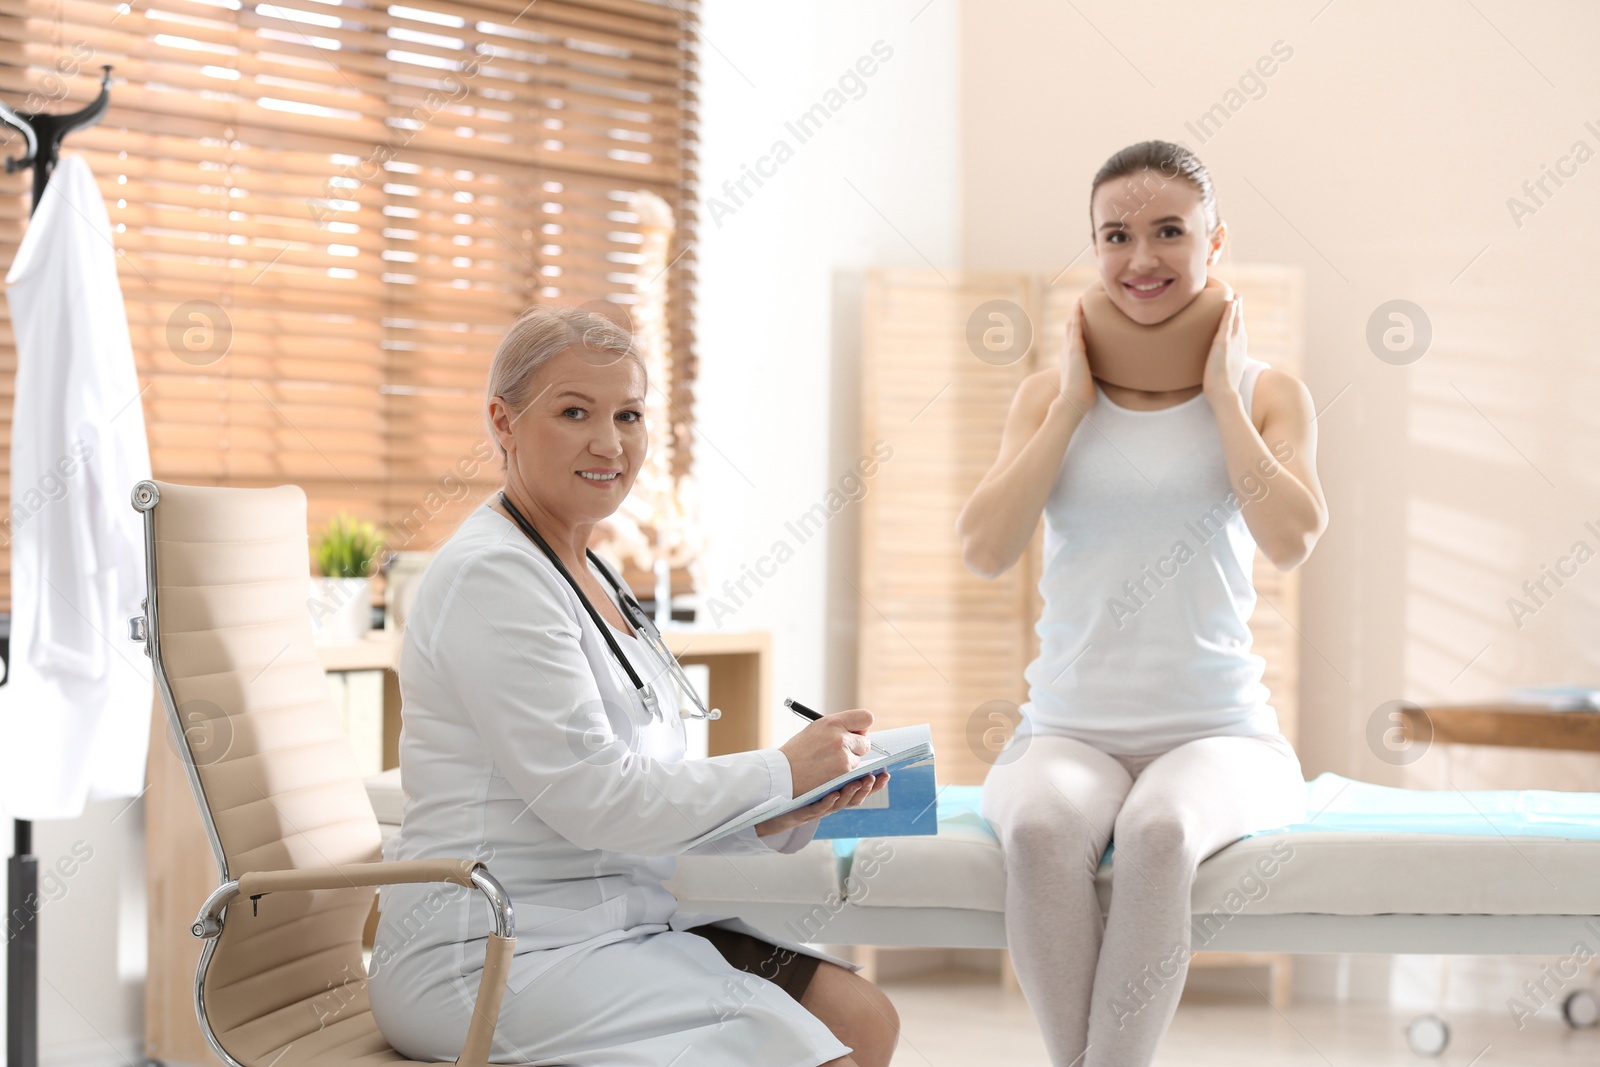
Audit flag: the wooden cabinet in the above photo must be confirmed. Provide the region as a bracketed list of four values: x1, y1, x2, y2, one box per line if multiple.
[1400, 703, 1600, 753]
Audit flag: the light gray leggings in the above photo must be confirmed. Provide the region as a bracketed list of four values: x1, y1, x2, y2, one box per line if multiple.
[980, 731, 1305, 1067]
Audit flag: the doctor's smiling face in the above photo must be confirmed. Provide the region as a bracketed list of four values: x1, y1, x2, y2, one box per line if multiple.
[487, 309, 647, 552]
[1091, 165, 1225, 327]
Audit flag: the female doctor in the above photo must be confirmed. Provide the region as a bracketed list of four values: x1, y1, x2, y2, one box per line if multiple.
[368, 306, 900, 1067]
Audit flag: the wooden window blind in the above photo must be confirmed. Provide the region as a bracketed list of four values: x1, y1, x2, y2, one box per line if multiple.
[0, 0, 700, 606]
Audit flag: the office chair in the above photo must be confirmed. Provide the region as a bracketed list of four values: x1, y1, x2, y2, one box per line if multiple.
[129, 480, 516, 1066]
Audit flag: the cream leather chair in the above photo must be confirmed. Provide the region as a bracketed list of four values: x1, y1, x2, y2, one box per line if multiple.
[129, 480, 517, 1067]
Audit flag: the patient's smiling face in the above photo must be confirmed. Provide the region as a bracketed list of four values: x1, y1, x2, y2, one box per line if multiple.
[1091, 171, 1225, 326]
[491, 346, 648, 534]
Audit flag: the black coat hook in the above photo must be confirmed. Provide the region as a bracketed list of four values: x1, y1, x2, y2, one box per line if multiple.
[3, 65, 113, 214]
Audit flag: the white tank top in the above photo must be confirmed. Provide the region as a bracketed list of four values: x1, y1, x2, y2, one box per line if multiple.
[1020, 358, 1279, 756]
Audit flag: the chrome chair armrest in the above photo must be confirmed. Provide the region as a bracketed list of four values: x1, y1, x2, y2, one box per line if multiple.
[193, 860, 515, 1067]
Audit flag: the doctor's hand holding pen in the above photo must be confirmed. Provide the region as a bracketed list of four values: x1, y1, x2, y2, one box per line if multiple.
[755, 707, 889, 838]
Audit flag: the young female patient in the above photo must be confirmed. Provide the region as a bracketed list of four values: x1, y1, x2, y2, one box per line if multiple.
[958, 140, 1329, 1067]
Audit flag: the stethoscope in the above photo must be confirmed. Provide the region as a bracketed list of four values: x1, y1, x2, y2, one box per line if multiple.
[497, 491, 721, 722]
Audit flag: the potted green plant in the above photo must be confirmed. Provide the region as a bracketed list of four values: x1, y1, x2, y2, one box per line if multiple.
[309, 513, 385, 645]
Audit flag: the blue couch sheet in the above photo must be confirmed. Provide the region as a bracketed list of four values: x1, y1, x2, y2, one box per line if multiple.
[830, 772, 1600, 863]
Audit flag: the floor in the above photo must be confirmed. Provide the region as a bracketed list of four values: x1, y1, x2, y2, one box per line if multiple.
[879, 971, 1600, 1066]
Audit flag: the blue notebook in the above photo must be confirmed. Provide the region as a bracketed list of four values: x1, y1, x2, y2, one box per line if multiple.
[684, 724, 935, 847]
[813, 748, 939, 839]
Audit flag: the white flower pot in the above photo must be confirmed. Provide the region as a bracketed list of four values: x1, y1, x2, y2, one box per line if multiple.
[309, 577, 372, 645]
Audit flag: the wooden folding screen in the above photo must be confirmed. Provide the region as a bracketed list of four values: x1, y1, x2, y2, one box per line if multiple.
[859, 266, 1304, 787]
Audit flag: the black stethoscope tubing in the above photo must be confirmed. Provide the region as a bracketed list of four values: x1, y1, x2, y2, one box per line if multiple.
[497, 491, 662, 717]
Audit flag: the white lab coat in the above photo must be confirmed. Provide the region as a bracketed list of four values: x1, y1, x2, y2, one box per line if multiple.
[0, 155, 153, 821]
[368, 504, 854, 1066]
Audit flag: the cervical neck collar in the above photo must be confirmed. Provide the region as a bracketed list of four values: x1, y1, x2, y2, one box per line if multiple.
[1080, 275, 1233, 392]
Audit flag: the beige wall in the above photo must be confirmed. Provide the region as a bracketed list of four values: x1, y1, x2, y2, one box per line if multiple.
[696, 2, 961, 743]
[959, 0, 1600, 794]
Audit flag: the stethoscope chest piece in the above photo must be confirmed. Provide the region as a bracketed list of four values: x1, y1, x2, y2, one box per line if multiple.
[640, 682, 662, 721]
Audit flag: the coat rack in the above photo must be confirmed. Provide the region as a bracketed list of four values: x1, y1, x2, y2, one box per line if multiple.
[1, 64, 114, 1067]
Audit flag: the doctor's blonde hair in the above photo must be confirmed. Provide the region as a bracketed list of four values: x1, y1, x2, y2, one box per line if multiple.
[485, 305, 644, 461]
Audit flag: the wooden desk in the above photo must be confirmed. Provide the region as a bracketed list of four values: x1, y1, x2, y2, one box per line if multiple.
[323, 627, 773, 768]
[315, 630, 396, 672]
[663, 628, 772, 754]
[1399, 702, 1600, 754]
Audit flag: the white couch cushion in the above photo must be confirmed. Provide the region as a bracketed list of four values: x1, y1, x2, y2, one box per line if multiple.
[843, 784, 1600, 919]
[666, 841, 844, 906]
[367, 767, 846, 904]
[366, 771, 1600, 921]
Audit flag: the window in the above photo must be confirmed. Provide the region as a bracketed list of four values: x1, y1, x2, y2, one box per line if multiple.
[0, 0, 701, 604]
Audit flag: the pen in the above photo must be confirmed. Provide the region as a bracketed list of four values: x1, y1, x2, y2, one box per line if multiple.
[784, 698, 890, 758]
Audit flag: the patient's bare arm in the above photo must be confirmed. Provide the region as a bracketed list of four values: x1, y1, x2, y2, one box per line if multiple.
[957, 303, 1094, 580]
